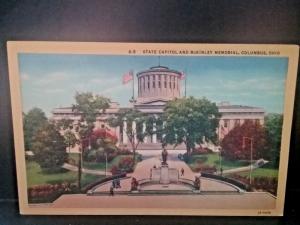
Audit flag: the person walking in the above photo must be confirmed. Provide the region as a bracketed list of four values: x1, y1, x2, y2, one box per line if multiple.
[181, 168, 185, 176]
[109, 185, 114, 196]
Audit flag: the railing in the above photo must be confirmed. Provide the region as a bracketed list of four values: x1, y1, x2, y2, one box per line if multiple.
[82, 173, 127, 193]
[201, 172, 249, 191]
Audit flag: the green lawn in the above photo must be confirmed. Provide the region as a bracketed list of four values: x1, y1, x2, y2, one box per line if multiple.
[188, 153, 248, 171]
[68, 153, 139, 171]
[187, 153, 278, 179]
[26, 161, 103, 187]
[236, 168, 279, 178]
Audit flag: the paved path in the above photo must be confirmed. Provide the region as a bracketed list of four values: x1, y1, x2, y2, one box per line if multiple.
[91, 152, 239, 193]
[49, 150, 276, 210]
[62, 163, 112, 176]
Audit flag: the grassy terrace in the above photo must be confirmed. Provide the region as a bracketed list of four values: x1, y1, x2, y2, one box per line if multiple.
[26, 161, 104, 187]
[236, 168, 279, 178]
[188, 153, 278, 178]
[188, 153, 248, 171]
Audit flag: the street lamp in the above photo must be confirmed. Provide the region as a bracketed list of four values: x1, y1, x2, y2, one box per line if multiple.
[218, 147, 223, 176]
[242, 136, 253, 185]
[104, 152, 108, 177]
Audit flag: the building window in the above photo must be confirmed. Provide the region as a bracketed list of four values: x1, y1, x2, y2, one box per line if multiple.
[147, 75, 150, 89]
[173, 76, 175, 89]
[164, 75, 167, 88]
[158, 75, 161, 88]
[224, 119, 229, 128]
[143, 77, 145, 91]
[153, 75, 156, 88]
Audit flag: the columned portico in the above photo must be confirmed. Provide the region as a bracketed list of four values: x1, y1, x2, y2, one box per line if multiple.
[123, 119, 128, 144]
[152, 122, 157, 144]
[143, 122, 148, 143]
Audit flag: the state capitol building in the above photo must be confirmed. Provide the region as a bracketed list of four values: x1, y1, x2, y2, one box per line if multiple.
[52, 66, 265, 150]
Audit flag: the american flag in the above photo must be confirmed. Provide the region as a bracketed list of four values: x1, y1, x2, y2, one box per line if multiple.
[122, 70, 133, 84]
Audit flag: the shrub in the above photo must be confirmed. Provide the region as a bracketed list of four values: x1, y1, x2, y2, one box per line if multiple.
[110, 165, 120, 175]
[27, 182, 77, 203]
[229, 174, 278, 195]
[193, 165, 217, 173]
[66, 157, 77, 166]
[86, 150, 97, 162]
[192, 146, 210, 155]
[116, 147, 132, 155]
[194, 156, 208, 164]
[118, 157, 134, 173]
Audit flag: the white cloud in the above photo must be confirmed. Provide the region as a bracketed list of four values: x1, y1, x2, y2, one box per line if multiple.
[34, 72, 70, 86]
[43, 89, 66, 94]
[21, 73, 30, 80]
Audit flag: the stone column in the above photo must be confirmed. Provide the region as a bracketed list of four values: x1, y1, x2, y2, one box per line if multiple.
[116, 126, 120, 145]
[123, 119, 128, 144]
[143, 122, 147, 143]
[132, 120, 137, 145]
[152, 122, 157, 144]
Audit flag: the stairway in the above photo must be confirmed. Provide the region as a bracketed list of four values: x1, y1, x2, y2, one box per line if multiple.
[136, 143, 186, 150]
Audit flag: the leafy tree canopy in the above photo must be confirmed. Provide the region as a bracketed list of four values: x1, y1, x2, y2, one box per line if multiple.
[72, 92, 110, 138]
[23, 107, 47, 151]
[221, 120, 269, 161]
[162, 97, 220, 154]
[264, 113, 283, 167]
[108, 108, 147, 162]
[31, 122, 67, 171]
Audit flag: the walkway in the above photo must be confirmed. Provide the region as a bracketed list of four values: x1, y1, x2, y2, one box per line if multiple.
[62, 163, 112, 176]
[91, 151, 239, 193]
[217, 159, 269, 175]
[50, 150, 276, 210]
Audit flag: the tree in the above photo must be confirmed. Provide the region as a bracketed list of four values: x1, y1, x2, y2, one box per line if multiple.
[221, 120, 269, 161]
[55, 119, 78, 153]
[23, 107, 47, 151]
[31, 122, 67, 172]
[264, 113, 283, 167]
[162, 97, 220, 157]
[108, 108, 147, 163]
[72, 92, 110, 189]
[64, 130, 78, 153]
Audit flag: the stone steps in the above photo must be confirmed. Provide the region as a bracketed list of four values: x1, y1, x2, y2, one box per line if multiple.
[135, 143, 186, 150]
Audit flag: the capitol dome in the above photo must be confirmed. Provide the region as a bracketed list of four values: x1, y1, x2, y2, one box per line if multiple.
[136, 66, 182, 103]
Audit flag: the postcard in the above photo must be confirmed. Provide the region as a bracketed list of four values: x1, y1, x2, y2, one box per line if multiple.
[7, 42, 299, 215]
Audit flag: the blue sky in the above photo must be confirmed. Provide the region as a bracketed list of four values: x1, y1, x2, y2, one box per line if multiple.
[18, 54, 288, 116]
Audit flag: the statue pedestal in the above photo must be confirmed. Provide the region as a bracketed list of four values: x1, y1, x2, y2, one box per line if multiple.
[160, 165, 170, 184]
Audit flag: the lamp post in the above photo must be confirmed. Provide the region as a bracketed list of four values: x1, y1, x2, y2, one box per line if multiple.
[242, 136, 253, 185]
[78, 136, 91, 190]
[105, 152, 108, 177]
[218, 147, 223, 176]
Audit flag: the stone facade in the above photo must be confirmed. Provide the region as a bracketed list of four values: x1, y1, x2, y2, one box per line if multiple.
[51, 66, 265, 149]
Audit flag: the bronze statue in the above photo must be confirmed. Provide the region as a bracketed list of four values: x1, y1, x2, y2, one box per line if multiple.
[161, 148, 168, 165]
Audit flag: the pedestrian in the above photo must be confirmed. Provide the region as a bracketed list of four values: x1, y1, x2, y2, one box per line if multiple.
[116, 178, 121, 188]
[181, 168, 184, 176]
[109, 185, 114, 196]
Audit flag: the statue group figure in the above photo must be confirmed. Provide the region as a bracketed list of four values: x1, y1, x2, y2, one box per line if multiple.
[161, 148, 168, 165]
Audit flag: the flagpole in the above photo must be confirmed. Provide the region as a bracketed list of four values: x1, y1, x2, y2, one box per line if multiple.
[184, 69, 187, 97]
[132, 70, 135, 102]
